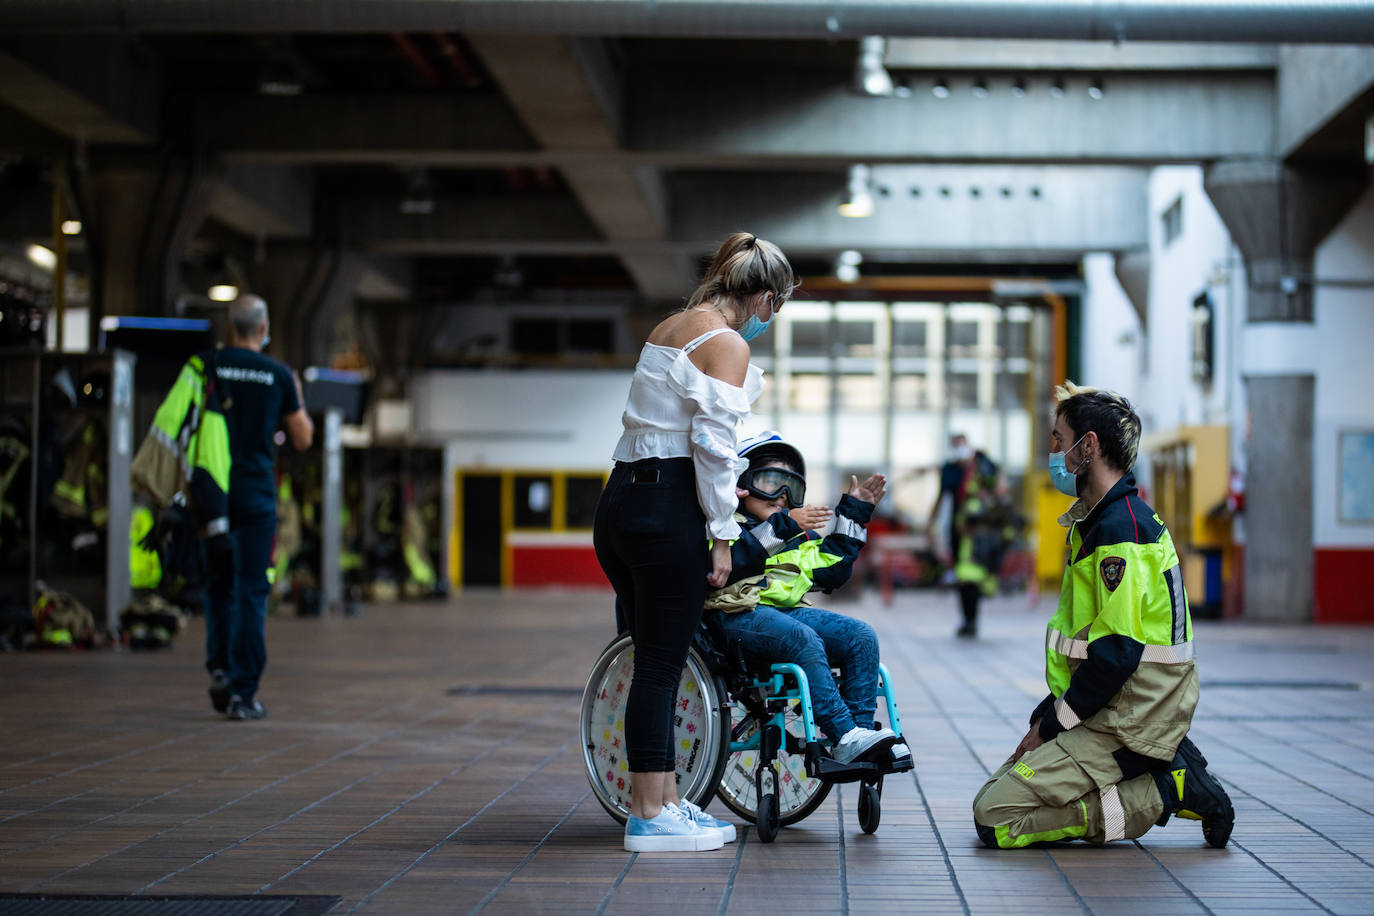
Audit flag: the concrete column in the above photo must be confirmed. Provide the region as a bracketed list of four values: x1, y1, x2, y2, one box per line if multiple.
[320, 407, 343, 616]
[1203, 159, 1362, 320]
[250, 247, 362, 370]
[1204, 159, 1362, 621]
[80, 152, 220, 333]
[1243, 374, 1315, 621]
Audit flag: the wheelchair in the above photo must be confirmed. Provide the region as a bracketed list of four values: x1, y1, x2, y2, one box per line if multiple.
[580, 626, 913, 842]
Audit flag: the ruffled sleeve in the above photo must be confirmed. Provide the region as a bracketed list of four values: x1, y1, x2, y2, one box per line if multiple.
[666, 354, 763, 540]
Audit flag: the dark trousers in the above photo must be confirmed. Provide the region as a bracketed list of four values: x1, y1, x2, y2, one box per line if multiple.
[593, 457, 708, 773]
[204, 513, 276, 701]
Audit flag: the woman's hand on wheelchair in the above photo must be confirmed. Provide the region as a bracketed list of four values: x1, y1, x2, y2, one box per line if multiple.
[707, 537, 732, 588]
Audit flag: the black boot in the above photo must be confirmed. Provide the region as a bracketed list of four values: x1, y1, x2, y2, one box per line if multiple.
[1154, 736, 1234, 848]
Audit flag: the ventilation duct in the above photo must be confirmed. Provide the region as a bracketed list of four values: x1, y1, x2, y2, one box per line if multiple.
[0, 1, 1371, 42]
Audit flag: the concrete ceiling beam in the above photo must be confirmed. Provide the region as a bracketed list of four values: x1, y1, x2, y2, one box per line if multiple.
[628, 70, 1276, 164]
[467, 34, 687, 301]
[208, 162, 315, 239]
[205, 68, 1276, 166]
[0, 37, 159, 144]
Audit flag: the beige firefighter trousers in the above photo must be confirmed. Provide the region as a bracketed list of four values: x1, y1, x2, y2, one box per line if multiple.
[973, 725, 1167, 848]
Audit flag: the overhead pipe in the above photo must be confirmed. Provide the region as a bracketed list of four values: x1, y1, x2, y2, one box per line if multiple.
[1, 1, 1372, 42]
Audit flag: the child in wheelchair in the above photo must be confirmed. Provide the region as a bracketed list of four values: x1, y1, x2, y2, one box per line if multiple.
[705, 431, 909, 770]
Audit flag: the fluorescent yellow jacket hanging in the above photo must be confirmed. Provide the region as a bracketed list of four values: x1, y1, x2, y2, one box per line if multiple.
[130, 353, 232, 538]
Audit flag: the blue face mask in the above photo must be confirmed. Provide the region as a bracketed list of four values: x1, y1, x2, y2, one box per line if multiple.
[1049, 434, 1090, 497]
[738, 295, 776, 342]
[739, 312, 771, 342]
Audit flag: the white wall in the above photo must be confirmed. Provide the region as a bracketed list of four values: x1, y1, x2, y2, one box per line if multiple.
[412, 370, 631, 470]
[1312, 183, 1374, 548]
[1080, 252, 1143, 400]
[1139, 166, 1241, 440]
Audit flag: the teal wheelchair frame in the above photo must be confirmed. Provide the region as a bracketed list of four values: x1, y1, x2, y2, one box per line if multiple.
[580, 630, 912, 842]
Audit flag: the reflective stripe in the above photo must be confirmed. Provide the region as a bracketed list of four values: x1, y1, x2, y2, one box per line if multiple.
[1164, 563, 1188, 644]
[1046, 628, 1194, 664]
[1140, 641, 1196, 663]
[751, 519, 786, 555]
[149, 423, 193, 482]
[1046, 628, 1090, 659]
[834, 515, 866, 542]
[1100, 784, 1126, 842]
[201, 516, 230, 537]
[1054, 695, 1081, 730]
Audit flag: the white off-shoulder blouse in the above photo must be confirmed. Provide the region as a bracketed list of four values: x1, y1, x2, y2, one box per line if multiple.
[611, 327, 765, 541]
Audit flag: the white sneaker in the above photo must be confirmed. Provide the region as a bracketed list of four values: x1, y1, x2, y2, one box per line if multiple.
[672, 800, 737, 843]
[624, 804, 725, 852]
[831, 726, 897, 765]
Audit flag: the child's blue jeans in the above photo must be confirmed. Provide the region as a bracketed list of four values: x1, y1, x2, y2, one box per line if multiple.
[713, 604, 880, 743]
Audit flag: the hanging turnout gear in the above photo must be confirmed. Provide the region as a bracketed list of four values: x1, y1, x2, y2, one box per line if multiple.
[131, 353, 232, 541]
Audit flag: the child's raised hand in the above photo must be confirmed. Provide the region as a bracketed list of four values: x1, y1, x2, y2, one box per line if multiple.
[788, 504, 834, 530]
[848, 473, 888, 506]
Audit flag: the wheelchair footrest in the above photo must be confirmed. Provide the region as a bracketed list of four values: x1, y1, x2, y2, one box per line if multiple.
[810, 755, 882, 784]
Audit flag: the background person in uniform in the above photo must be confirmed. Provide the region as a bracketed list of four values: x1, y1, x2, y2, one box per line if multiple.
[593, 232, 795, 852]
[973, 382, 1234, 849]
[929, 433, 1001, 636]
[206, 295, 314, 721]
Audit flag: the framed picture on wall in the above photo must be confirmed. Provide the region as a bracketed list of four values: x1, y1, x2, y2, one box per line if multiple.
[1338, 430, 1374, 524]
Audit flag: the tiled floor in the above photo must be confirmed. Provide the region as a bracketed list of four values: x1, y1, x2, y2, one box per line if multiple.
[1, 587, 1372, 915]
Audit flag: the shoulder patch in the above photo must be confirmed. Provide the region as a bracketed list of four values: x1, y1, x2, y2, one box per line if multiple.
[1099, 556, 1126, 592]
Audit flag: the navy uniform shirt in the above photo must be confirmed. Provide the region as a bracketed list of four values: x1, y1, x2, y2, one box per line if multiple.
[210, 347, 300, 522]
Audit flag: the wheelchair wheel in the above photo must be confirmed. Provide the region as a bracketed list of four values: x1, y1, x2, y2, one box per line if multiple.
[858, 780, 881, 834]
[715, 693, 831, 828]
[756, 792, 779, 843]
[580, 634, 730, 824]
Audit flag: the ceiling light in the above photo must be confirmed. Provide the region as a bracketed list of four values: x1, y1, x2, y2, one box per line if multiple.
[208, 284, 239, 302]
[1011, 77, 1027, 98]
[61, 220, 82, 235]
[1049, 77, 1066, 98]
[1087, 77, 1104, 100]
[258, 52, 304, 96]
[932, 77, 950, 99]
[25, 244, 56, 271]
[854, 36, 894, 97]
[837, 165, 874, 218]
[971, 78, 989, 99]
[836, 249, 863, 283]
[400, 169, 436, 216]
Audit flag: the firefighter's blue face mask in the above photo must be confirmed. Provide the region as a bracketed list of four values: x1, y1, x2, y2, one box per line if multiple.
[1049, 433, 1091, 497]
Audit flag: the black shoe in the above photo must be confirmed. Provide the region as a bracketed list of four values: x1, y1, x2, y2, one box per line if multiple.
[226, 696, 267, 721]
[955, 623, 978, 638]
[208, 670, 230, 714]
[1155, 736, 1233, 848]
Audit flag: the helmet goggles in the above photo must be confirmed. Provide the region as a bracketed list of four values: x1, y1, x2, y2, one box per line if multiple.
[740, 466, 806, 508]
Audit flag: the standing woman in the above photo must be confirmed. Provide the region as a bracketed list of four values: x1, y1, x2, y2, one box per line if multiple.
[594, 232, 795, 852]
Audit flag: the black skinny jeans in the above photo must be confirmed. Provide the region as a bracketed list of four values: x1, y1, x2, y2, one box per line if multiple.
[593, 457, 709, 773]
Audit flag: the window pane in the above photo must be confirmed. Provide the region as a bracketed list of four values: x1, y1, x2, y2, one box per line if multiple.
[893, 319, 927, 356]
[947, 372, 979, 409]
[514, 475, 553, 528]
[996, 371, 1029, 408]
[790, 321, 830, 358]
[790, 374, 831, 411]
[837, 320, 876, 358]
[565, 476, 603, 529]
[949, 320, 979, 350]
[892, 373, 931, 409]
[997, 319, 1030, 358]
[837, 374, 881, 411]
